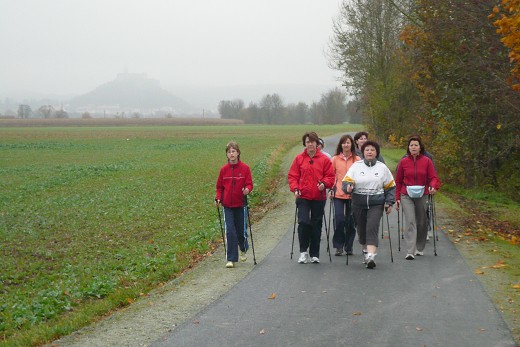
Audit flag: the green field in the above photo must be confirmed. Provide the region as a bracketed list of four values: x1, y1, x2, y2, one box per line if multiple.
[0, 124, 358, 345]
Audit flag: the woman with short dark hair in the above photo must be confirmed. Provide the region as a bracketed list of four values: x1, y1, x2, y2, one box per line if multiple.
[288, 132, 335, 264]
[342, 141, 395, 269]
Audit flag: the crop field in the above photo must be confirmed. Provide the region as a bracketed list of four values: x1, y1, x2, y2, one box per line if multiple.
[0, 124, 356, 345]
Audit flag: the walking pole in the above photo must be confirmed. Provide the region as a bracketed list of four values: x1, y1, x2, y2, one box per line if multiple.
[401, 206, 404, 240]
[345, 200, 349, 266]
[291, 203, 298, 259]
[381, 215, 384, 239]
[432, 195, 439, 241]
[216, 205, 227, 259]
[397, 207, 401, 252]
[430, 195, 437, 256]
[323, 189, 332, 263]
[245, 199, 257, 265]
[322, 208, 332, 262]
[326, 191, 334, 263]
[386, 210, 394, 263]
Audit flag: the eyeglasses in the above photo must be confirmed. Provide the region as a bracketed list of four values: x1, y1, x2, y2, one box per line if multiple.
[309, 159, 314, 165]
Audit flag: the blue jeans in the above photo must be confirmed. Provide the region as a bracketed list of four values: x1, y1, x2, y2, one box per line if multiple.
[224, 207, 247, 262]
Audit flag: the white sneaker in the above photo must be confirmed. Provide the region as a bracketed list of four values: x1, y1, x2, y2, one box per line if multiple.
[366, 254, 376, 269]
[240, 251, 247, 262]
[415, 251, 424, 256]
[311, 257, 320, 263]
[362, 250, 369, 264]
[298, 252, 309, 264]
[225, 261, 234, 268]
[405, 254, 415, 260]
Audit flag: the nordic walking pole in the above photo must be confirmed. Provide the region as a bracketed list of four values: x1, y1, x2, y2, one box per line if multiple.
[430, 195, 437, 256]
[345, 200, 349, 266]
[322, 210, 332, 262]
[381, 215, 384, 239]
[216, 204, 227, 258]
[327, 191, 334, 263]
[322, 188, 332, 262]
[245, 198, 257, 265]
[432, 195, 439, 242]
[386, 209, 394, 263]
[291, 202, 298, 259]
[397, 207, 401, 252]
[401, 205, 404, 240]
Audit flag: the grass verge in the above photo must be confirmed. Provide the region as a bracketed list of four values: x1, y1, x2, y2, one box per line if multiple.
[382, 147, 520, 344]
[0, 124, 355, 346]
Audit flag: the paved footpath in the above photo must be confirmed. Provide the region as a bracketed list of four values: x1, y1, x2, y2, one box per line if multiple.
[152, 176, 516, 345]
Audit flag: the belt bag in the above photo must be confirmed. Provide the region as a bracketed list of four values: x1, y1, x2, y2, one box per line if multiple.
[406, 185, 425, 198]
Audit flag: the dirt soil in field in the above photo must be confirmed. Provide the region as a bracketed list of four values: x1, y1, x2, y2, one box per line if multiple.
[50, 185, 520, 346]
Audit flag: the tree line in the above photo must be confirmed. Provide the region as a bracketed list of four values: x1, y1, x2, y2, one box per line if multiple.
[218, 88, 363, 125]
[328, 0, 519, 200]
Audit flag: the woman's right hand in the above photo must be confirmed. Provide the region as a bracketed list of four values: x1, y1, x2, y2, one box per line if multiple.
[396, 200, 400, 211]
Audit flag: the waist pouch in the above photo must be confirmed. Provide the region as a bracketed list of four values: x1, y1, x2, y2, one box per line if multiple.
[406, 185, 425, 198]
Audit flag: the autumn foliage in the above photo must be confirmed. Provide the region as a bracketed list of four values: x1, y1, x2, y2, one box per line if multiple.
[329, 0, 520, 200]
[490, 0, 520, 90]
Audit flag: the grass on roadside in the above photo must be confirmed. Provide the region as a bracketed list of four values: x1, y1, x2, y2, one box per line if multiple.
[382, 146, 519, 343]
[0, 124, 354, 346]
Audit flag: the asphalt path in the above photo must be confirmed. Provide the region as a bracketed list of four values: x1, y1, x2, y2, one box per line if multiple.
[152, 136, 516, 347]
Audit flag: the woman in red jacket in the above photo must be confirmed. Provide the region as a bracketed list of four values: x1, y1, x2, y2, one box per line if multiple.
[215, 141, 253, 268]
[288, 132, 335, 264]
[395, 136, 440, 260]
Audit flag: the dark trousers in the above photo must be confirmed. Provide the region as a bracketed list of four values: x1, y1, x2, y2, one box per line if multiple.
[353, 205, 384, 248]
[297, 198, 326, 258]
[224, 207, 246, 262]
[332, 198, 356, 252]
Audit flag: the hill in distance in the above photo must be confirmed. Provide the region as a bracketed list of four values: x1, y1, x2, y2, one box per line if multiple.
[69, 73, 195, 114]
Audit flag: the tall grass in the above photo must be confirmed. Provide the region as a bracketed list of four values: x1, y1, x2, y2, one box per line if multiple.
[0, 124, 355, 345]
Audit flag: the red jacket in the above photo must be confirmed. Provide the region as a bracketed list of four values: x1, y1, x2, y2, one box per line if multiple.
[395, 154, 440, 201]
[288, 149, 335, 201]
[215, 160, 253, 208]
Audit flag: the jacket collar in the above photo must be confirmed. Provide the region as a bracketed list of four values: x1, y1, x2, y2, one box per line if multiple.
[406, 153, 424, 160]
[364, 158, 378, 166]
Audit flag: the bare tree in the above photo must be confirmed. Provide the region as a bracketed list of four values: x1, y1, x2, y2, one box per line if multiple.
[259, 93, 284, 124]
[38, 105, 54, 119]
[17, 104, 32, 119]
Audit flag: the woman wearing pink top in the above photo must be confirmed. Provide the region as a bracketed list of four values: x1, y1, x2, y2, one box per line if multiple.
[331, 134, 360, 256]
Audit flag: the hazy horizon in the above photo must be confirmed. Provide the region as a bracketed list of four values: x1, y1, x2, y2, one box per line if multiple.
[0, 0, 343, 103]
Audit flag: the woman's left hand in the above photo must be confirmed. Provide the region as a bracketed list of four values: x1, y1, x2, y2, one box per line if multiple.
[385, 205, 392, 215]
[242, 187, 250, 195]
[428, 187, 437, 195]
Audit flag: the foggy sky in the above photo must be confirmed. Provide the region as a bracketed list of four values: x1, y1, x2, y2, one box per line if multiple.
[0, 0, 342, 97]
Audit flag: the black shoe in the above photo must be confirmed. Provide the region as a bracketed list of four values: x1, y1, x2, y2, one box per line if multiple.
[366, 255, 376, 269]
